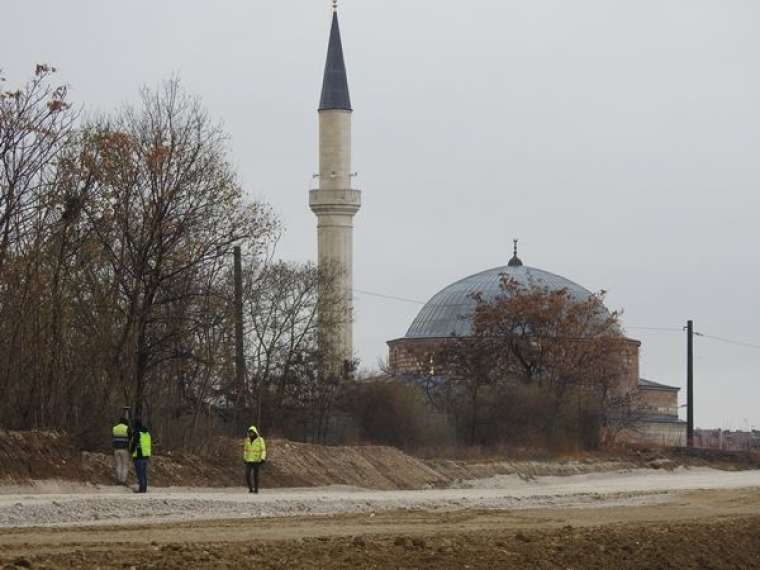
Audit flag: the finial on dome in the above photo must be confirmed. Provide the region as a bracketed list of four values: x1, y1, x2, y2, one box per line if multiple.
[508, 238, 523, 267]
[332, 0, 337, 12]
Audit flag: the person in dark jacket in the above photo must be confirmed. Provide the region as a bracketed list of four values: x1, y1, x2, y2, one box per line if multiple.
[129, 421, 152, 493]
[112, 417, 131, 485]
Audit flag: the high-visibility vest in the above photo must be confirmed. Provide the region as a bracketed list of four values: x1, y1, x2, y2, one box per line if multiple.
[112, 423, 129, 449]
[243, 436, 266, 463]
[132, 431, 152, 459]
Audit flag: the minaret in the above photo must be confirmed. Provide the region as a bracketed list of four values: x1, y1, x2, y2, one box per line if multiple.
[309, 4, 361, 375]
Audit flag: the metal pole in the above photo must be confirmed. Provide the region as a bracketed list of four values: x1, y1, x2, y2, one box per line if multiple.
[687, 320, 694, 448]
[233, 246, 245, 425]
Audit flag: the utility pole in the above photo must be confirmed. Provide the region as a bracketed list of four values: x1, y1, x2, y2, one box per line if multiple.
[687, 320, 694, 447]
[233, 246, 245, 426]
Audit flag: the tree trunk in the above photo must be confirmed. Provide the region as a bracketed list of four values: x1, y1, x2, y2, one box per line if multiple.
[470, 384, 480, 446]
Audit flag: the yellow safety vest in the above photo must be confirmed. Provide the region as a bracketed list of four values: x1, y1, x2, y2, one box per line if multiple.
[243, 436, 266, 463]
[132, 431, 152, 459]
[112, 423, 130, 449]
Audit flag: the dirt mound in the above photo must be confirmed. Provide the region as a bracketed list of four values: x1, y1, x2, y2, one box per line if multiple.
[0, 430, 757, 491]
[265, 440, 445, 489]
[0, 430, 245, 488]
[0, 431, 83, 483]
[0, 430, 448, 490]
[0, 430, 640, 491]
[424, 457, 636, 483]
[666, 446, 760, 469]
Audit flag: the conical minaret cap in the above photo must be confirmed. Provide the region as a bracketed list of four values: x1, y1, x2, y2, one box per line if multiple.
[319, 11, 352, 111]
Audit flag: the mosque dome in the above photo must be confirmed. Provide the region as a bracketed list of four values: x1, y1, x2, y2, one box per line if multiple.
[404, 255, 597, 339]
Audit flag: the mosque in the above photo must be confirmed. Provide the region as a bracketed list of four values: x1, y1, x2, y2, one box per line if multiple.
[386, 245, 687, 446]
[311, 6, 686, 446]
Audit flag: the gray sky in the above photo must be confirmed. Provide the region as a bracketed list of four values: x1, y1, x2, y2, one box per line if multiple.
[4, 1, 759, 429]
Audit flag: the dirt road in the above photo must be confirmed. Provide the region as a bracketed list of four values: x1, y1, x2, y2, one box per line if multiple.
[0, 467, 758, 528]
[0, 489, 758, 568]
[0, 468, 758, 568]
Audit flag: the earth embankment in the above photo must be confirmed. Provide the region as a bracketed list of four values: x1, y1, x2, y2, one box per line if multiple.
[4, 429, 757, 492]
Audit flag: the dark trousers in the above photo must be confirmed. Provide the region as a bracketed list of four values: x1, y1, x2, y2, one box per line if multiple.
[134, 458, 149, 492]
[245, 462, 261, 492]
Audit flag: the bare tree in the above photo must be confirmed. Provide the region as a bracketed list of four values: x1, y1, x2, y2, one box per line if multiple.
[0, 70, 361, 451]
[0, 65, 74, 274]
[430, 335, 503, 445]
[79, 78, 278, 420]
[0, 65, 79, 428]
[240, 260, 344, 441]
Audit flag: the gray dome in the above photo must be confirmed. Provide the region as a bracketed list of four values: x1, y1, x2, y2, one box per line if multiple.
[405, 265, 596, 339]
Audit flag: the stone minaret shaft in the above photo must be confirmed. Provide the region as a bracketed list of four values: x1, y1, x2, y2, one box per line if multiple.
[309, 9, 360, 374]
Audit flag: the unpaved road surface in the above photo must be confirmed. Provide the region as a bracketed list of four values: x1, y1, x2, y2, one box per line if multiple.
[0, 468, 759, 568]
[0, 467, 757, 528]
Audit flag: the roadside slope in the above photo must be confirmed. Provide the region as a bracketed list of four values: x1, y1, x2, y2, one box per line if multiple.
[0, 431, 449, 489]
[1, 430, 757, 491]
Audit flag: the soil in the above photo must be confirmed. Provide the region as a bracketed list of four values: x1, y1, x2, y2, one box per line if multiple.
[0, 431, 450, 490]
[2, 431, 759, 567]
[0, 489, 758, 569]
[2, 429, 758, 492]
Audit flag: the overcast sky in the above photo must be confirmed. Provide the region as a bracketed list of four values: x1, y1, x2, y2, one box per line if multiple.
[4, 1, 759, 429]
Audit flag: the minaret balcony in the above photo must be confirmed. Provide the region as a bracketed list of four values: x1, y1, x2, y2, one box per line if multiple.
[309, 189, 362, 215]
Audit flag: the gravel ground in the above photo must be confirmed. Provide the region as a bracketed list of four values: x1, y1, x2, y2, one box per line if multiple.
[0, 467, 758, 529]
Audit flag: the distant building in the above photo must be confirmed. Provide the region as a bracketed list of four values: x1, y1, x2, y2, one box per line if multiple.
[632, 379, 686, 446]
[694, 429, 760, 451]
[387, 249, 686, 447]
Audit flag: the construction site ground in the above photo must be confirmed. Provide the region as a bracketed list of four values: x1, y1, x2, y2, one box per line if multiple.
[0, 484, 758, 569]
[0, 431, 759, 568]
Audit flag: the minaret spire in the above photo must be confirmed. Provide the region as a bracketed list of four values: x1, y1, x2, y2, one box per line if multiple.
[319, 7, 351, 111]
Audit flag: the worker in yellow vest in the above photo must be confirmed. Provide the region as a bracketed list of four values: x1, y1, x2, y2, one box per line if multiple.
[243, 425, 267, 493]
[129, 421, 152, 493]
[111, 417, 131, 485]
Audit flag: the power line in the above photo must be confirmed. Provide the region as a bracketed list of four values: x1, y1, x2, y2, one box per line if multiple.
[695, 333, 760, 351]
[353, 287, 760, 351]
[353, 289, 425, 305]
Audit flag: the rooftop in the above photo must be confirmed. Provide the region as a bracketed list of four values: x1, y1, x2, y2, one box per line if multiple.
[639, 378, 680, 392]
[404, 264, 597, 339]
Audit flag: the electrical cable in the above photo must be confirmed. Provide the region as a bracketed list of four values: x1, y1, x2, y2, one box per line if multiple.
[353, 288, 760, 351]
[695, 333, 760, 351]
[353, 289, 425, 305]
[625, 326, 683, 332]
